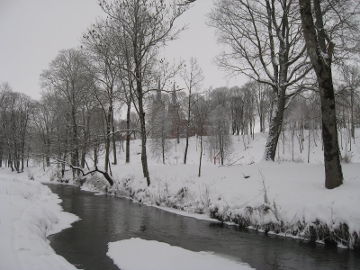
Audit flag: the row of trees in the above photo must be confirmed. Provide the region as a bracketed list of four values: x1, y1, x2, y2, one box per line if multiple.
[2, 0, 359, 190]
[206, 0, 360, 189]
[0, 83, 32, 172]
[1, 64, 359, 175]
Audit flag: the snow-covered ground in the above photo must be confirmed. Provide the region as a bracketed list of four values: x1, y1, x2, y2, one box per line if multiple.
[0, 169, 79, 270]
[11, 129, 360, 250]
[0, 128, 359, 270]
[79, 130, 360, 249]
[107, 238, 254, 270]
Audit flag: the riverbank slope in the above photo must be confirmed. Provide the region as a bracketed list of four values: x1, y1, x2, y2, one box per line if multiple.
[0, 169, 78, 270]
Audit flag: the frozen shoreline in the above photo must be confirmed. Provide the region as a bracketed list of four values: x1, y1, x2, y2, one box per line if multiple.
[0, 169, 79, 270]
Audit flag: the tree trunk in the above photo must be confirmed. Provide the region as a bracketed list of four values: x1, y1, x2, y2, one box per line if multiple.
[45, 138, 51, 167]
[71, 105, 79, 177]
[0, 142, 3, 168]
[137, 81, 150, 185]
[350, 87, 355, 140]
[318, 71, 344, 188]
[264, 92, 286, 160]
[184, 89, 192, 164]
[111, 106, 117, 165]
[184, 136, 189, 164]
[260, 113, 264, 133]
[94, 143, 98, 168]
[198, 134, 203, 177]
[139, 102, 150, 185]
[81, 112, 90, 169]
[126, 102, 131, 163]
[105, 107, 112, 173]
[299, 0, 343, 189]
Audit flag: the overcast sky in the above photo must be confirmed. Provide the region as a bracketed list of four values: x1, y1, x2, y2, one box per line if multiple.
[0, 0, 245, 100]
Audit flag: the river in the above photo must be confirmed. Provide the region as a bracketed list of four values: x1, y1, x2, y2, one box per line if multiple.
[47, 184, 360, 270]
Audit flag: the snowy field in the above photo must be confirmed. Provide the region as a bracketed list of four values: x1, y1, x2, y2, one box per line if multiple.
[107, 238, 254, 270]
[0, 169, 78, 270]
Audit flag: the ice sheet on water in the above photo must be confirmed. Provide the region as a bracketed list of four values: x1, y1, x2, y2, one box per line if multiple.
[107, 238, 254, 270]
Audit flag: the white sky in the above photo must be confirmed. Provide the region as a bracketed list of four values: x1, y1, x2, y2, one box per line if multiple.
[0, 0, 245, 100]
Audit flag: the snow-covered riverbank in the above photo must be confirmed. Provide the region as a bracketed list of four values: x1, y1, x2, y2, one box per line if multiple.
[20, 131, 360, 250]
[0, 169, 79, 270]
[79, 134, 360, 250]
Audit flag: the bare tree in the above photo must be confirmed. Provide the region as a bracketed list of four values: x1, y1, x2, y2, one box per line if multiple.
[210, 0, 312, 161]
[83, 21, 121, 171]
[149, 85, 170, 164]
[298, 0, 344, 188]
[0, 86, 33, 172]
[182, 57, 204, 164]
[192, 94, 209, 177]
[100, 0, 185, 185]
[41, 49, 94, 177]
[208, 105, 231, 165]
[339, 65, 360, 141]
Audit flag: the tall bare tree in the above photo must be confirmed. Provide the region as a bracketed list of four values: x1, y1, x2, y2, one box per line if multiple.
[83, 22, 121, 172]
[100, 0, 185, 185]
[41, 49, 94, 176]
[297, 0, 360, 188]
[210, 0, 312, 161]
[182, 57, 204, 164]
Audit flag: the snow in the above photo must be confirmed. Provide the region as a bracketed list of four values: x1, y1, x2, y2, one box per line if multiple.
[154, 205, 221, 223]
[13, 128, 360, 248]
[94, 130, 360, 248]
[0, 169, 79, 270]
[107, 238, 254, 270]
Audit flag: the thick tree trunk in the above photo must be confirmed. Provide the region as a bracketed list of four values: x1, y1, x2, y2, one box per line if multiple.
[299, 0, 343, 189]
[317, 70, 344, 188]
[264, 93, 286, 161]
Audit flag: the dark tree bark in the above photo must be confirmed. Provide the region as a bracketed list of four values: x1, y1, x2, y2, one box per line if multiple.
[183, 76, 192, 165]
[125, 101, 131, 163]
[138, 91, 150, 186]
[111, 106, 117, 165]
[299, 0, 343, 189]
[105, 106, 112, 173]
[71, 102, 79, 177]
[198, 135, 203, 177]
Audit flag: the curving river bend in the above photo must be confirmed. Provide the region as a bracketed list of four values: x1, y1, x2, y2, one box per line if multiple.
[47, 184, 360, 270]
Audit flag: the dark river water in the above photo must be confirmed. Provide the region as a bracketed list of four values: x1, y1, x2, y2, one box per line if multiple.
[47, 184, 360, 270]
